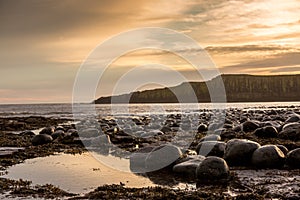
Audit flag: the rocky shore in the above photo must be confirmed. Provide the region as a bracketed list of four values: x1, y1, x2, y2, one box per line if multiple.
[0, 105, 300, 199]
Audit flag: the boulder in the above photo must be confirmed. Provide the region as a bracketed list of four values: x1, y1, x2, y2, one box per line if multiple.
[145, 144, 182, 172]
[196, 156, 230, 182]
[32, 134, 53, 146]
[242, 121, 260, 132]
[173, 155, 205, 177]
[254, 126, 278, 138]
[279, 123, 300, 140]
[130, 146, 155, 173]
[51, 130, 66, 140]
[285, 114, 300, 123]
[39, 127, 55, 135]
[276, 145, 289, 155]
[196, 141, 226, 157]
[224, 139, 260, 166]
[251, 145, 285, 168]
[286, 148, 300, 168]
[197, 124, 208, 132]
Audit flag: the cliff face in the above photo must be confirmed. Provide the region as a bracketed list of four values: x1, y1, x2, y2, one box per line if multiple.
[94, 74, 300, 103]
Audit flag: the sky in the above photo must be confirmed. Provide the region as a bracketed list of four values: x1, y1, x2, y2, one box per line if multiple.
[1, 0, 300, 104]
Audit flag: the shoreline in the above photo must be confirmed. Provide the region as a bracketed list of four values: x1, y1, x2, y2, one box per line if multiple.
[0, 105, 299, 199]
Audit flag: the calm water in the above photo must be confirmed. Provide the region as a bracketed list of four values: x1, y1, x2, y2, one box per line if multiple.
[1, 102, 300, 118]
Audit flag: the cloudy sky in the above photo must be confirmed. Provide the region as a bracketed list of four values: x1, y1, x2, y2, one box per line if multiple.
[1, 0, 300, 103]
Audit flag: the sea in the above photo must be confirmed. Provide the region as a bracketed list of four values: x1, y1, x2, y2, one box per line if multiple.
[1, 102, 300, 119]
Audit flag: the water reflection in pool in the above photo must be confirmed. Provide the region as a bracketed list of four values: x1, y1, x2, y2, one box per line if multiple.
[2, 153, 156, 194]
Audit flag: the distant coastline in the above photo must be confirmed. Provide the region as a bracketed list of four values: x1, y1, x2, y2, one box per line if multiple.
[94, 74, 300, 104]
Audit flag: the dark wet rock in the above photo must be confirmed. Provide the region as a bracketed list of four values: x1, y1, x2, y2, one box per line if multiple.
[285, 113, 300, 123]
[286, 148, 300, 168]
[32, 134, 53, 146]
[145, 144, 182, 171]
[196, 156, 230, 182]
[262, 121, 282, 130]
[199, 134, 221, 142]
[196, 141, 226, 157]
[251, 145, 285, 169]
[173, 155, 205, 177]
[67, 129, 79, 137]
[242, 121, 260, 132]
[281, 122, 300, 131]
[224, 139, 261, 166]
[79, 128, 100, 138]
[55, 125, 65, 131]
[39, 127, 55, 135]
[279, 123, 300, 140]
[232, 125, 242, 132]
[51, 130, 66, 140]
[130, 146, 155, 173]
[254, 126, 278, 138]
[197, 124, 208, 132]
[276, 145, 289, 155]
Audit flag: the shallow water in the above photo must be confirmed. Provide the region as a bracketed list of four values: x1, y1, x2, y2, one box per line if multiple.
[2, 153, 156, 194]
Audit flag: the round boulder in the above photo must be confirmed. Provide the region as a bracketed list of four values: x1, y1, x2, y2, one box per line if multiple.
[286, 148, 300, 168]
[242, 121, 260, 132]
[130, 146, 155, 173]
[196, 141, 226, 157]
[251, 145, 285, 169]
[173, 155, 205, 177]
[145, 144, 182, 172]
[254, 126, 278, 138]
[197, 124, 208, 132]
[51, 130, 66, 140]
[39, 127, 55, 135]
[224, 139, 261, 166]
[196, 156, 230, 182]
[32, 134, 53, 146]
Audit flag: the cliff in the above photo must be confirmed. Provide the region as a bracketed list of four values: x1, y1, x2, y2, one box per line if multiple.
[94, 74, 300, 103]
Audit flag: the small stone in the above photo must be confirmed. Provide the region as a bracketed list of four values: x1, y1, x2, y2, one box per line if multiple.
[242, 121, 260, 132]
[197, 124, 208, 132]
